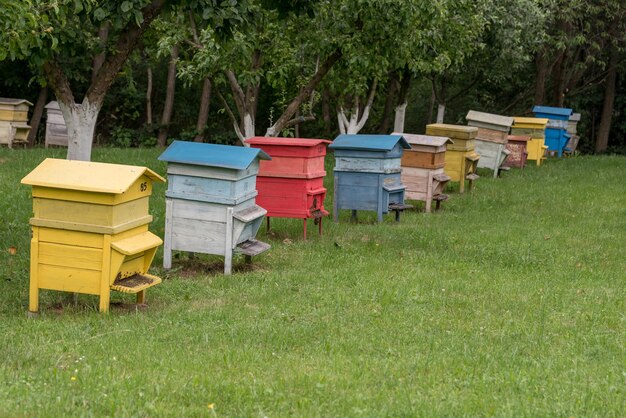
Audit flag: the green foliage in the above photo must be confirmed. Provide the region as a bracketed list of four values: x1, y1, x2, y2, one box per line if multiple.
[1, 148, 625, 415]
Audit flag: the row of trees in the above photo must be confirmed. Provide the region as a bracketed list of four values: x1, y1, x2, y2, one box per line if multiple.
[1, 0, 624, 161]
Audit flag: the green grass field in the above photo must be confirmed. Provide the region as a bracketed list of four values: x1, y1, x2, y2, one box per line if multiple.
[0, 147, 624, 416]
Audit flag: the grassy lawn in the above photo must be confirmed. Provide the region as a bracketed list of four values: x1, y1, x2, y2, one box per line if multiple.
[0, 147, 624, 416]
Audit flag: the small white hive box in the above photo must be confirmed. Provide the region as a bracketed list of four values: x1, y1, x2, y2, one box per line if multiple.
[44, 101, 69, 147]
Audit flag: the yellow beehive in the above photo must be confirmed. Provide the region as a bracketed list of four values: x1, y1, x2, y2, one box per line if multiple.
[21, 158, 166, 313]
[511, 117, 548, 166]
[425, 124, 480, 193]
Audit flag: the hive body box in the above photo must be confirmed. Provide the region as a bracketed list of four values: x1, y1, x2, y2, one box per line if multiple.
[394, 132, 452, 212]
[533, 106, 573, 157]
[21, 159, 165, 313]
[502, 135, 530, 168]
[330, 134, 412, 222]
[425, 124, 480, 193]
[511, 117, 548, 166]
[0, 98, 32, 148]
[566, 113, 581, 155]
[45, 101, 69, 147]
[159, 141, 271, 274]
[466, 110, 513, 177]
[245, 137, 330, 239]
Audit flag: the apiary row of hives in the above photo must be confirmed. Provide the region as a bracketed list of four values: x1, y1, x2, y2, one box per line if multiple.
[19, 110, 575, 314]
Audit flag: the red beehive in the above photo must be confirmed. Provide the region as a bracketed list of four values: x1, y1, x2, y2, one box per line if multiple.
[245, 137, 331, 239]
[503, 135, 530, 169]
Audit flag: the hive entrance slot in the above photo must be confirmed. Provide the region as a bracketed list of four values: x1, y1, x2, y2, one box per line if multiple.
[235, 239, 271, 256]
[111, 274, 161, 293]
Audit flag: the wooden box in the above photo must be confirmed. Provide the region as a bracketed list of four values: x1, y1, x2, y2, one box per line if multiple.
[425, 124, 480, 193]
[544, 128, 571, 158]
[395, 132, 452, 212]
[0, 121, 31, 148]
[21, 159, 165, 313]
[45, 101, 69, 147]
[466, 111, 513, 177]
[246, 137, 330, 239]
[329, 134, 411, 222]
[0, 98, 32, 122]
[159, 141, 271, 274]
[533, 106, 573, 157]
[511, 117, 548, 166]
[502, 135, 530, 168]
[567, 113, 580, 135]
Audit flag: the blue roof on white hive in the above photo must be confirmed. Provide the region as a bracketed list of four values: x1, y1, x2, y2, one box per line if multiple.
[158, 140, 271, 170]
[532, 106, 573, 118]
[329, 134, 410, 151]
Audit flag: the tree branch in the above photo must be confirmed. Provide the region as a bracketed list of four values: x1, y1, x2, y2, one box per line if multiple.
[266, 48, 342, 136]
[86, 0, 166, 105]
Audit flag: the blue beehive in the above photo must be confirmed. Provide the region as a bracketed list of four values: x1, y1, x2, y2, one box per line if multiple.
[532, 106, 573, 157]
[159, 141, 271, 274]
[329, 134, 412, 222]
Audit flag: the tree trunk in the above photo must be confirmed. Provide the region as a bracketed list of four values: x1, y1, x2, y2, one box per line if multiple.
[595, 45, 618, 153]
[265, 49, 342, 136]
[92, 21, 110, 83]
[534, 50, 547, 106]
[58, 99, 102, 161]
[553, 50, 566, 106]
[426, 85, 436, 125]
[393, 73, 411, 133]
[146, 65, 153, 125]
[322, 88, 332, 137]
[337, 80, 378, 135]
[41, 0, 166, 161]
[158, 45, 179, 147]
[27, 87, 48, 146]
[194, 77, 211, 142]
[436, 103, 446, 123]
[243, 112, 255, 141]
[378, 74, 398, 133]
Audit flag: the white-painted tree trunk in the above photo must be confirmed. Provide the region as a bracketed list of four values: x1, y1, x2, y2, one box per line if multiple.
[243, 113, 255, 142]
[393, 101, 407, 133]
[337, 102, 373, 135]
[436, 103, 446, 124]
[58, 99, 101, 161]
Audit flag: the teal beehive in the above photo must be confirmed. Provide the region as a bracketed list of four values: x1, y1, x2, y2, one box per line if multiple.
[159, 141, 271, 274]
[329, 134, 412, 222]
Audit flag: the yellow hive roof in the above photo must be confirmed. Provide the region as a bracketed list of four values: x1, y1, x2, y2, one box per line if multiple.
[21, 158, 165, 194]
[513, 117, 549, 127]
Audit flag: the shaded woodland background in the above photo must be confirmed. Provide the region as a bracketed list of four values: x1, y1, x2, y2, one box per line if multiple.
[1, 0, 624, 155]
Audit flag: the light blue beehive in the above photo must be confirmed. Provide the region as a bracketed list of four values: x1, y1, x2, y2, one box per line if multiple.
[532, 106, 573, 157]
[329, 134, 412, 222]
[159, 141, 271, 274]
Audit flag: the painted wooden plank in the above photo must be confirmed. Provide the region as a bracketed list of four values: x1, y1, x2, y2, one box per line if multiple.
[401, 150, 446, 169]
[167, 174, 257, 202]
[170, 198, 254, 223]
[171, 217, 227, 254]
[39, 242, 102, 271]
[38, 227, 103, 248]
[38, 264, 101, 295]
[426, 124, 478, 139]
[335, 157, 402, 173]
[30, 215, 153, 235]
[466, 110, 513, 131]
[33, 196, 149, 228]
[166, 161, 258, 181]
